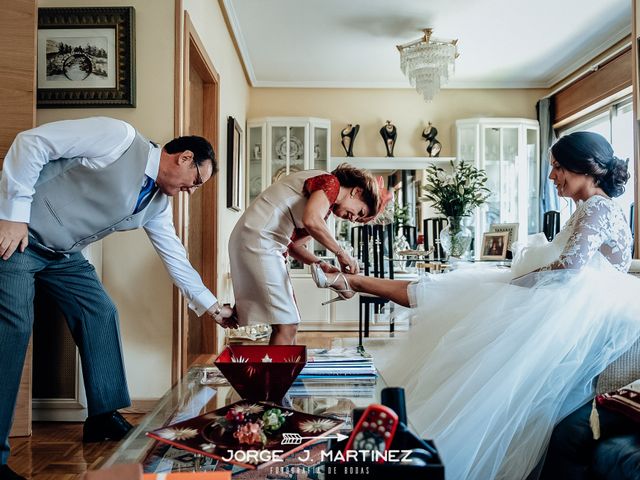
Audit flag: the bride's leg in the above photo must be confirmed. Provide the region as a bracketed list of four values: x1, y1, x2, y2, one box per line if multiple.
[347, 275, 412, 307]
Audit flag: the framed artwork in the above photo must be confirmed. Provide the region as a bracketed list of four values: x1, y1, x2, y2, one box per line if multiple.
[37, 7, 135, 108]
[227, 116, 244, 211]
[480, 231, 510, 260]
[489, 222, 519, 250]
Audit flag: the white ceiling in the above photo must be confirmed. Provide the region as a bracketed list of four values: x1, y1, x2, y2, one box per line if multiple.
[223, 0, 631, 89]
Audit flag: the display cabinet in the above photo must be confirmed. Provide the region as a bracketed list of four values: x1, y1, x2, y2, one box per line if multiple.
[456, 118, 540, 256]
[246, 117, 330, 205]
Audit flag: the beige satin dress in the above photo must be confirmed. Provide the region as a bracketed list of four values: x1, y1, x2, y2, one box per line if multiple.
[229, 170, 337, 325]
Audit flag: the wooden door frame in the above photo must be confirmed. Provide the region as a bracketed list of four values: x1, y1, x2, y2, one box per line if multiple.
[172, 5, 220, 382]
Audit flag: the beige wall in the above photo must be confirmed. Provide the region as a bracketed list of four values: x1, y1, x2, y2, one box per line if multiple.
[37, 0, 175, 399]
[183, 0, 250, 343]
[249, 88, 548, 158]
[36, 0, 249, 399]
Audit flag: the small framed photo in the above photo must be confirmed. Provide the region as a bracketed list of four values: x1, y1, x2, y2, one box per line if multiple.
[489, 222, 519, 250]
[226, 116, 244, 211]
[480, 231, 510, 260]
[37, 7, 135, 107]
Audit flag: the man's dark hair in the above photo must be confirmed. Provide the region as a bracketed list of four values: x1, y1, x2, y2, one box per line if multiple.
[164, 136, 217, 173]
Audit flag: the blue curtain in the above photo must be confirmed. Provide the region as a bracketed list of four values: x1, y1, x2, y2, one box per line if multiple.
[536, 97, 559, 226]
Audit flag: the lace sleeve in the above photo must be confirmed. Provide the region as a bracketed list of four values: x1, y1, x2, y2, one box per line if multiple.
[540, 197, 625, 271]
[303, 174, 340, 205]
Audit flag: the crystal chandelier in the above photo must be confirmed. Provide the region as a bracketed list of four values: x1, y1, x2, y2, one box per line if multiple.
[397, 28, 458, 102]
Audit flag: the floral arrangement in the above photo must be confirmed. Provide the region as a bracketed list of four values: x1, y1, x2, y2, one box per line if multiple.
[212, 403, 290, 447]
[422, 160, 490, 219]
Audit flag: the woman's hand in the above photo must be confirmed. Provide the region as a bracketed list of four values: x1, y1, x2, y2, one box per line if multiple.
[336, 249, 359, 274]
[318, 260, 340, 274]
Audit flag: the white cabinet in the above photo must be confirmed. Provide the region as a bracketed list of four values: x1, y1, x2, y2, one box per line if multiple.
[455, 118, 540, 256]
[246, 117, 330, 205]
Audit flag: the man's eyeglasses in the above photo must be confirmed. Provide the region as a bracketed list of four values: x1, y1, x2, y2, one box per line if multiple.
[193, 162, 204, 188]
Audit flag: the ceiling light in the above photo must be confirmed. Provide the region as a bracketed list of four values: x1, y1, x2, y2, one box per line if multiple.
[397, 28, 459, 102]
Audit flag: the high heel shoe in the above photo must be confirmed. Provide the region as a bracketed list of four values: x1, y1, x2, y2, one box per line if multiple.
[310, 263, 355, 305]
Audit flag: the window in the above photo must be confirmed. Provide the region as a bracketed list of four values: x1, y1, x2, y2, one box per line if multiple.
[558, 97, 635, 225]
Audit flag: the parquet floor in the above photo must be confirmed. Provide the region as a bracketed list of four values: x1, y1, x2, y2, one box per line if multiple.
[7, 414, 142, 479]
[6, 331, 392, 478]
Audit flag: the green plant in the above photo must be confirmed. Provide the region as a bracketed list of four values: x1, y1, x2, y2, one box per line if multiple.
[422, 161, 490, 218]
[394, 201, 410, 226]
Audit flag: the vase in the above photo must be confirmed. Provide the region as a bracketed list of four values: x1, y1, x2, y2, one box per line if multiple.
[440, 216, 472, 259]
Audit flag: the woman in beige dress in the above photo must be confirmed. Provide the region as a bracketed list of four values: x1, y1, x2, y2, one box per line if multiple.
[229, 164, 389, 345]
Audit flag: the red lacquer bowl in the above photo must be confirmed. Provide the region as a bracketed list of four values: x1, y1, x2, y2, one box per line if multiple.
[214, 345, 307, 401]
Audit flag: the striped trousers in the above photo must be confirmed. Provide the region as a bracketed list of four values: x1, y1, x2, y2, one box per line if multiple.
[0, 244, 130, 465]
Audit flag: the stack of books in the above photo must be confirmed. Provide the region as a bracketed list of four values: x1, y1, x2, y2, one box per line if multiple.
[297, 347, 377, 380]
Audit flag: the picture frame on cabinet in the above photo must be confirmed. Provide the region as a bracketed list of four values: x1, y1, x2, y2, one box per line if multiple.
[480, 232, 509, 260]
[227, 116, 244, 211]
[37, 7, 135, 108]
[489, 223, 519, 250]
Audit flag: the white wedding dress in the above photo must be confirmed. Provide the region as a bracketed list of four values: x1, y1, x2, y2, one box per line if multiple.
[372, 195, 640, 480]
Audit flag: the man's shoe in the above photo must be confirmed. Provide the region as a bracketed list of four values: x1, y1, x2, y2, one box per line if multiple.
[83, 410, 133, 443]
[0, 465, 26, 480]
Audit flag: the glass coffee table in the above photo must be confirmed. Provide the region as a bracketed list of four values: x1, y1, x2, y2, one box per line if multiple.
[102, 363, 387, 476]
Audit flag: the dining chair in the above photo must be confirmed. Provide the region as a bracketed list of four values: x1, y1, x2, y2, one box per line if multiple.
[423, 217, 448, 261]
[358, 223, 395, 351]
[543, 210, 561, 241]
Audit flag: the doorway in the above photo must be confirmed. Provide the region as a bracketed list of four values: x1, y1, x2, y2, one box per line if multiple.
[173, 12, 220, 380]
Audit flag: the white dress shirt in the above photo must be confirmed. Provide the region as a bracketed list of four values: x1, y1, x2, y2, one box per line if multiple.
[0, 117, 217, 316]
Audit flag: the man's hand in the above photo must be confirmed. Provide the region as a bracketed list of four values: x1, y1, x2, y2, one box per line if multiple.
[207, 303, 238, 329]
[336, 250, 359, 274]
[0, 220, 28, 261]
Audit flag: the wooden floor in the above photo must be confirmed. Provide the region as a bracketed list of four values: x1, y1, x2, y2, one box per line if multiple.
[7, 331, 389, 479]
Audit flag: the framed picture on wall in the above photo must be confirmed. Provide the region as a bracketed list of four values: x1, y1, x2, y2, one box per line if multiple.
[480, 231, 510, 261]
[227, 116, 244, 211]
[489, 222, 519, 250]
[37, 7, 135, 108]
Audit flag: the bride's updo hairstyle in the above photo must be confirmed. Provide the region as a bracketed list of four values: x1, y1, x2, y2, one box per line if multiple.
[551, 131, 630, 198]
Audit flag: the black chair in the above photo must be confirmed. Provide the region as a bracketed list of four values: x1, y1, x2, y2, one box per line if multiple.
[543, 211, 561, 241]
[423, 217, 448, 261]
[630, 203, 635, 257]
[358, 224, 394, 351]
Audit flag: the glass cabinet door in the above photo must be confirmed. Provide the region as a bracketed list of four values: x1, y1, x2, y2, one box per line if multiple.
[526, 128, 540, 234]
[288, 125, 306, 174]
[313, 126, 329, 172]
[483, 127, 501, 229]
[247, 125, 264, 205]
[500, 127, 519, 224]
[270, 125, 288, 184]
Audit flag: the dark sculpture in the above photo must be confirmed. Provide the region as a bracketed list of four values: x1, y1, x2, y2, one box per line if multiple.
[340, 124, 360, 157]
[422, 123, 442, 157]
[379, 120, 397, 157]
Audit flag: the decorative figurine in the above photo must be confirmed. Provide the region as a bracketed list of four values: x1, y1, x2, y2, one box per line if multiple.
[340, 124, 360, 157]
[422, 123, 442, 157]
[379, 120, 397, 157]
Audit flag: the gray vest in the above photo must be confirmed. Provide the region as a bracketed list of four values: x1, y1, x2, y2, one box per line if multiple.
[29, 132, 169, 253]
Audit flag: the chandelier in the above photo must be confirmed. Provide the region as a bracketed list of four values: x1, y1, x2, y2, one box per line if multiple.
[397, 28, 458, 102]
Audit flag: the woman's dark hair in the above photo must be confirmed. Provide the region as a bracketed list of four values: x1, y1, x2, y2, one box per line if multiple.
[331, 163, 380, 216]
[550, 131, 629, 198]
[164, 135, 217, 173]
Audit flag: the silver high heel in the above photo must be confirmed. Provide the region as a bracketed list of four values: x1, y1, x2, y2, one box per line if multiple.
[310, 263, 355, 305]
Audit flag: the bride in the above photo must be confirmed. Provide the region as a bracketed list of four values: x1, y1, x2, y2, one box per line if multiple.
[311, 132, 640, 479]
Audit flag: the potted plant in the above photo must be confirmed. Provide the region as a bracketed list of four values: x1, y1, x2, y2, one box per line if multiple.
[422, 161, 490, 258]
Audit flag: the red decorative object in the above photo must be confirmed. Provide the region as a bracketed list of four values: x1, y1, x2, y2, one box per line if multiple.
[214, 345, 307, 401]
[147, 400, 343, 470]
